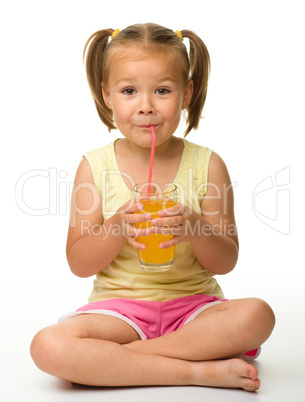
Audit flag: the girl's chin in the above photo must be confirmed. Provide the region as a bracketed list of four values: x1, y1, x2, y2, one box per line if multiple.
[121, 136, 156, 149]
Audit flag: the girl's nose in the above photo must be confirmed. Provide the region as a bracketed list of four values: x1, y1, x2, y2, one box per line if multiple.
[138, 95, 155, 115]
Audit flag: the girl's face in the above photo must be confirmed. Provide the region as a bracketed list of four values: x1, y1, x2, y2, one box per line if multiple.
[102, 46, 193, 149]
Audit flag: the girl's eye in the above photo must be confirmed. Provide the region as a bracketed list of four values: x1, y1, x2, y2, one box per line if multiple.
[156, 88, 169, 95]
[123, 88, 136, 95]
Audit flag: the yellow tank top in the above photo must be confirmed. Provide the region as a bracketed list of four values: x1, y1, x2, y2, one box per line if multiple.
[84, 139, 224, 302]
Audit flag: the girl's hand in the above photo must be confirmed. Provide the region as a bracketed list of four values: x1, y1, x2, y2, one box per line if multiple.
[150, 202, 204, 249]
[116, 200, 152, 250]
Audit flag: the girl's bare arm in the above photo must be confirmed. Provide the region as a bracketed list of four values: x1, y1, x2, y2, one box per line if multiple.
[66, 158, 149, 278]
[190, 151, 239, 274]
[151, 152, 239, 275]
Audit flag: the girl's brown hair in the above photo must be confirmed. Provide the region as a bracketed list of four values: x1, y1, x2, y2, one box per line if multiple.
[83, 23, 210, 136]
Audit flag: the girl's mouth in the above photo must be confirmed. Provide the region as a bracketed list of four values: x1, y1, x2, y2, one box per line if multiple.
[137, 124, 158, 129]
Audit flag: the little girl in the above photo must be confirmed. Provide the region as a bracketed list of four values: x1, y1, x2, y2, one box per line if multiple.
[30, 23, 275, 392]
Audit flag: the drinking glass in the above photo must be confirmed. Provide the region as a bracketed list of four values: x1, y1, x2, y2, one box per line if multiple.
[133, 181, 177, 272]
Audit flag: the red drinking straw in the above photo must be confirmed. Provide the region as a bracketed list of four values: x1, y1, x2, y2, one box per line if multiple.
[147, 125, 156, 202]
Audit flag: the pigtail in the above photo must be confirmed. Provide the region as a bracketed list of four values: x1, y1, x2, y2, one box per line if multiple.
[180, 30, 210, 136]
[83, 29, 116, 131]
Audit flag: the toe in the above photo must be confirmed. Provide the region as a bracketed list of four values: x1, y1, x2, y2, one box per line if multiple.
[242, 377, 260, 392]
[247, 364, 258, 380]
[234, 358, 258, 380]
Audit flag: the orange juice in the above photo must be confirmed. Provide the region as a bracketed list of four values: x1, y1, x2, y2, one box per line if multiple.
[135, 198, 176, 269]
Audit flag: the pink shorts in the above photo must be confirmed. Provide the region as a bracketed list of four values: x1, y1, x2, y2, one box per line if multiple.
[59, 294, 261, 360]
[59, 294, 226, 340]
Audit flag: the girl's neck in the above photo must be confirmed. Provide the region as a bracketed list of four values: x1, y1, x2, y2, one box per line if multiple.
[120, 136, 182, 163]
[114, 136, 185, 187]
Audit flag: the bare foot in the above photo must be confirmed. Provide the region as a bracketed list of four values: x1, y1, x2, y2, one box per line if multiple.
[193, 358, 260, 392]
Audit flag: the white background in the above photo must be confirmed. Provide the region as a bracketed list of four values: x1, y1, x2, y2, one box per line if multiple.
[1, 0, 304, 401]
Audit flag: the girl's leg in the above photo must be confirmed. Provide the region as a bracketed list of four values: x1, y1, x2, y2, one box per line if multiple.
[125, 298, 276, 361]
[30, 313, 260, 391]
[31, 314, 191, 387]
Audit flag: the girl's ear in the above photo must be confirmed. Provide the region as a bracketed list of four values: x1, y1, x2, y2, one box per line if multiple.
[182, 80, 193, 110]
[101, 83, 112, 109]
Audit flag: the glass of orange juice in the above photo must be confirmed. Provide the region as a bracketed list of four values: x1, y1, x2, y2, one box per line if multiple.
[133, 181, 177, 272]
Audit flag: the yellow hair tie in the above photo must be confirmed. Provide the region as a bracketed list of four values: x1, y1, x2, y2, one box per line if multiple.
[111, 28, 120, 39]
[175, 30, 183, 41]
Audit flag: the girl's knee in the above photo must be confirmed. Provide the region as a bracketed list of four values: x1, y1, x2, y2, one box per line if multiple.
[242, 298, 276, 340]
[30, 325, 67, 374]
[249, 298, 275, 326]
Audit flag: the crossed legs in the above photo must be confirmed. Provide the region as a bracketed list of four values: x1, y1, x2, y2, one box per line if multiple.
[30, 297, 275, 391]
